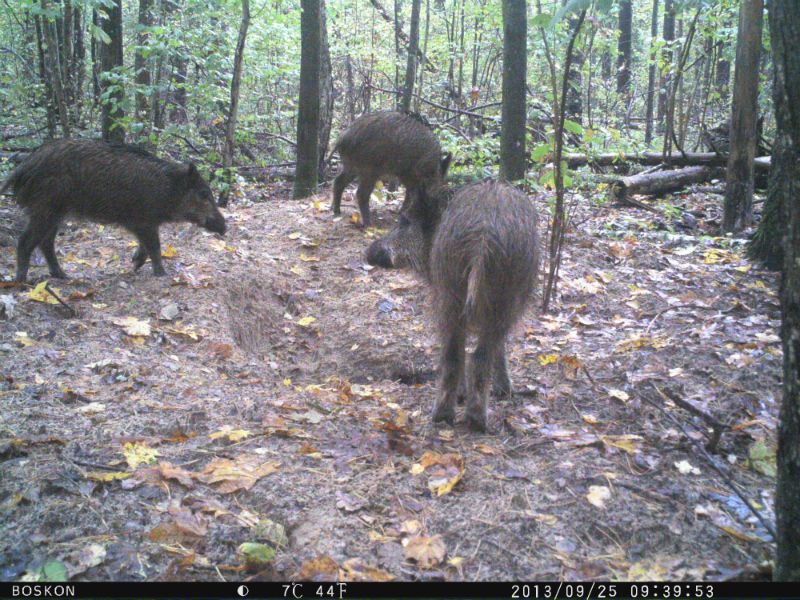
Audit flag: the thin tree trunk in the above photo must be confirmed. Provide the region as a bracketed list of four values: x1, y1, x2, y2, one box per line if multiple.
[499, 0, 527, 181]
[400, 0, 421, 112]
[218, 0, 250, 208]
[135, 0, 152, 119]
[34, 16, 57, 137]
[293, 0, 321, 199]
[657, 0, 675, 129]
[317, 0, 333, 178]
[722, 0, 763, 232]
[616, 0, 632, 96]
[415, 0, 430, 112]
[644, 0, 659, 145]
[565, 14, 583, 122]
[99, 0, 124, 142]
[41, 0, 70, 137]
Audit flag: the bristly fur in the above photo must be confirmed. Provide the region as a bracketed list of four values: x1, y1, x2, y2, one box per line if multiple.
[366, 179, 539, 432]
[9, 138, 225, 282]
[331, 110, 450, 226]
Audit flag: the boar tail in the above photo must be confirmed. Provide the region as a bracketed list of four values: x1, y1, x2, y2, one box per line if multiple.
[464, 247, 488, 319]
[0, 167, 21, 196]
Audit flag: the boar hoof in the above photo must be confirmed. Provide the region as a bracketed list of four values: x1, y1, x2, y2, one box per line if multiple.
[152, 265, 167, 277]
[465, 410, 487, 433]
[432, 397, 456, 425]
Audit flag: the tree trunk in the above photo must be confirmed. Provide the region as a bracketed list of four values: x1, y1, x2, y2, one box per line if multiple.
[722, 0, 763, 233]
[565, 14, 583, 123]
[41, 1, 70, 137]
[415, 0, 430, 112]
[499, 0, 526, 181]
[657, 0, 675, 128]
[99, 0, 124, 143]
[644, 0, 659, 145]
[135, 0, 152, 119]
[748, 133, 787, 270]
[317, 0, 334, 179]
[715, 27, 731, 112]
[768, 0, 800, 581]
[218, 0, 250, 208]
[400, 0, 421, 112]
[34, 16, 57, 137]
[293, 0, 321, 199]
[616, 0, 632, 96]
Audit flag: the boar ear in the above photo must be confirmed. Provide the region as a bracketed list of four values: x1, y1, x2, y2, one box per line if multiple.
[440, 152, 452, 177]
[184, 162, 199, 179]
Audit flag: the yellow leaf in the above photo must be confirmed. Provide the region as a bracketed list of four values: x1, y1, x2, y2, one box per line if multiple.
[538, 354, 559, 366]
[209, 427, 253, 442]
[290, 265, 307, 276]
[297, 316, 317, 328]
[299, 253, 319, 262]
[410, 463, 425, 475]
[161, 244, 178, 258]
[350, 212, 362, 225]
[601, 434, 641, 454]
[123, 441, 160, 469]
[14, 332, 36, 347]
[86, 471, 131, 482]
[197, 456, 280, 494]
[29, 281, 61, 304]
[287, 232, 302, 240]
[113, 316, 151, 337]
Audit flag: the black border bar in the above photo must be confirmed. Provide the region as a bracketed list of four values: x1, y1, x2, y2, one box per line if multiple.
[1, 581, 796, 600]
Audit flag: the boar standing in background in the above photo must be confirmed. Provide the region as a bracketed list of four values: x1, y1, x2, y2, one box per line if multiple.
[331, 110, 451, 227]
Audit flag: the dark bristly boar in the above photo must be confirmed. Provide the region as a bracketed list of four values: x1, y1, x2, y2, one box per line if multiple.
[366, 179, 539, 432]
[331, 110, 451, 227]
[0, 139, 226, 282]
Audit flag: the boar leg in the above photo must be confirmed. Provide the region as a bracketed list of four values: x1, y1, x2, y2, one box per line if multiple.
[40, 223, 68, 279]
[331, 170, 355, 216]
[432, 323, 464, 425]
[355, 174, 378, 227]
[131, 245, 147, 271]
[16, 212, 59, 283]
[466, 336, 502, 432]
[132, 226, 165, 276]
[491, 341, 512, 397]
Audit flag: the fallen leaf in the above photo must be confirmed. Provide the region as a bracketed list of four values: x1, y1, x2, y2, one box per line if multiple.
[158, 461, 195, 487]
[113, 316, 151, 337]
[238, 542, 277, 572]
[123, 441, 160, 469]
[586, 485, 611, 509]
[403, 535, 446, 568]
[197, 456, 280, 494]
[29, 281, 61, 305]
[340, 558, 396, 581]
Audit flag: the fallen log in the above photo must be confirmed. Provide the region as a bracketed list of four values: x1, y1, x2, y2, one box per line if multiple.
[611, 165, 725, 208]
[565, 151, 771, 172]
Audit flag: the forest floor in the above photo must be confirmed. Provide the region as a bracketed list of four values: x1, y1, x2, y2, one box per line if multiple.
[0, 175, 781, 582]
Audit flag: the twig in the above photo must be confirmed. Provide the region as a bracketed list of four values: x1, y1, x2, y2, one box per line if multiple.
[643, 303, 715, 335]
[640, 388, 777, 541]
[45, 283, 75, 316]
[650, 382, 728, 453]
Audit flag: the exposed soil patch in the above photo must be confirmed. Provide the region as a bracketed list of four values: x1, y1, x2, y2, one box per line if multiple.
[0, 181, 780, 581]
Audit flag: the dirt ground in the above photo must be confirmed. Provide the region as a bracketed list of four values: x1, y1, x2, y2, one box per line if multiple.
[0, 176, 781, 581]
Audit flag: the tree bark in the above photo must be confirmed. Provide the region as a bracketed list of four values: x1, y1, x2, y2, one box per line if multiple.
[218, 0, 250, 208]
[499, 0, 527, 181]
[616, 0, 632, 96]
[40, 0, 70, 137]
[135, 0, 152, 119]
[293, 0, 321, 199]
[565, 14, 583, 122]
[317, 0, 334, 179]
[400, 0, 421, 112]
[644, 0, 660, 145]
[769, 0, 800, 582]
[34, 16, 57, 137]
[657, 0, 675, 128]
[722, 0, 763, 232]
[612, 165, 723, 202]
[99, 0, 124, 143]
